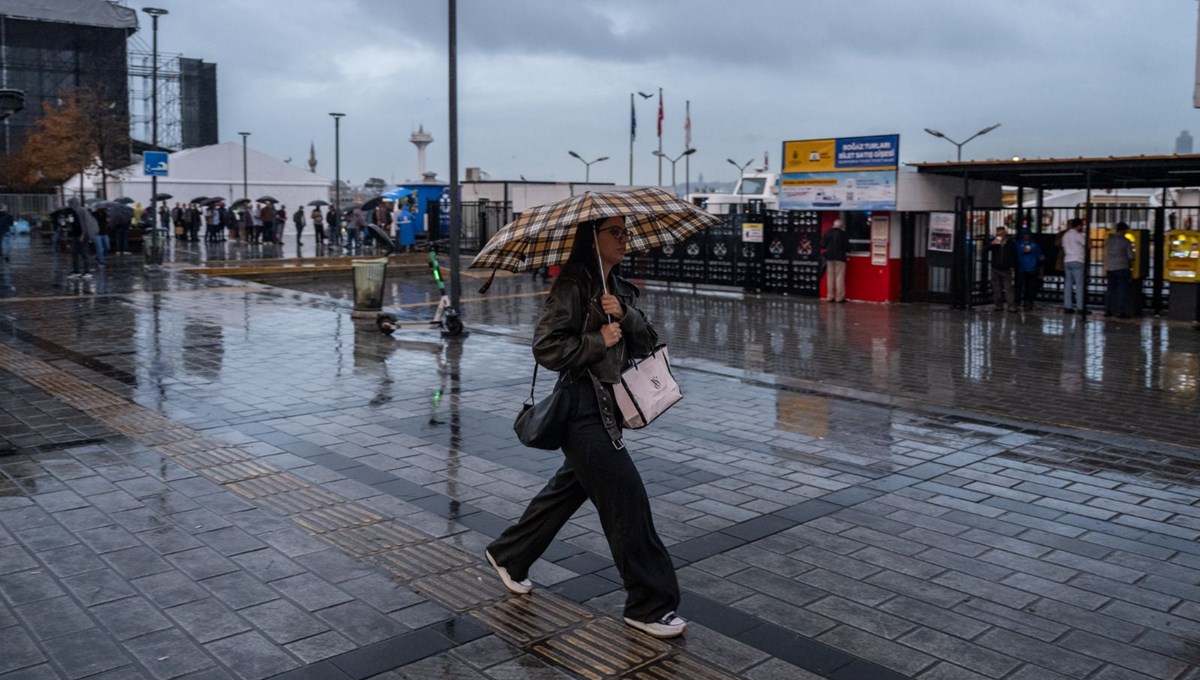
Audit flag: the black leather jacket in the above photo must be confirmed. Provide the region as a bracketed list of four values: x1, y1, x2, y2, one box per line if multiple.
[532, 260, 658, 445]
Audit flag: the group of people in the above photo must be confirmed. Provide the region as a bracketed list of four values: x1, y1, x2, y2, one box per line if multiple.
[988, 217, 1136, 317]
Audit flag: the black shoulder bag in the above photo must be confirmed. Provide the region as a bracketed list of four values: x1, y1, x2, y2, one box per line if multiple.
[513, 363, 570, 450]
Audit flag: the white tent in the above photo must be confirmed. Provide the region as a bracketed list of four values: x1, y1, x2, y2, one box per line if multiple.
[103, 142, 331, 211]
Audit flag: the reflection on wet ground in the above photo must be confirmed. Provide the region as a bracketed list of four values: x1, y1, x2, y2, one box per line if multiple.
[3, 235, 1200, 679]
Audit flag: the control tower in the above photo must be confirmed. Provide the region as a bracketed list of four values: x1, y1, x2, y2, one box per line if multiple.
[410, 124, 433, 178]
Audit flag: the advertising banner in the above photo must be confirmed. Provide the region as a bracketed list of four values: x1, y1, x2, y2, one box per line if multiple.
[780, 134, 899, 211]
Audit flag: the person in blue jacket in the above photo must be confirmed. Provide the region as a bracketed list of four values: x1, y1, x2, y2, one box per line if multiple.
[396, 206, 416, 252]
[1016, 228, 1044, 309]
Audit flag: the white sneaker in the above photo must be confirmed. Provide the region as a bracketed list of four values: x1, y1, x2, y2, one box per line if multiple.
[68, 273, 81, 279]
[485, 550, 531, 595]
[624, 612, 687, 639]
[82, 272, 93, 279]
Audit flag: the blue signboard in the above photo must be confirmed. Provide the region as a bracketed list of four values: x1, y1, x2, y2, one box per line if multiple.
[144, 151, 169, 176]
[780, 134, 900, 211]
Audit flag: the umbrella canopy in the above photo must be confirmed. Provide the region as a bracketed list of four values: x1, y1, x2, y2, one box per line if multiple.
[189, 196, 209, 204]
[151, 193, 173, 202]
[99, 203, 134, 223]
[256, 195, 278, 203]
[470, 187, 721, 272]
[201, 197, 226, 206]
[230, 198, 252, 209]
[307, 199, 330, 207]
[112, 196, 135, 205]
[361, 196, 392, 215]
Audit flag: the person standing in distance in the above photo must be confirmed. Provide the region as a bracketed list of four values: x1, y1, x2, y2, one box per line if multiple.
[820, 218, 849, 303]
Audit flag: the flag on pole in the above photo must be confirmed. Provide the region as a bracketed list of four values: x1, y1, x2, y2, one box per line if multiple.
[684, 100, 691, 149]
[657, 90, 663, 138]
[631, 96, 636, 141]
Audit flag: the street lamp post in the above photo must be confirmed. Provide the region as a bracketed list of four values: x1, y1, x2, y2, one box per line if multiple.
[726, 157, 753, 186]
[652, 148, 696, 197]
[923, 124, 1001, 162]
[329, 113, 345, 215]
[238, 132, 250, 203]
[143, 7, 167, 267]
[567, 151, 609, 183]
[924, 124, 1000, 308]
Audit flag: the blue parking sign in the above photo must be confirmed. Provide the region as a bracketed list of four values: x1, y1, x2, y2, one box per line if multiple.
[144, 151, 169, 176]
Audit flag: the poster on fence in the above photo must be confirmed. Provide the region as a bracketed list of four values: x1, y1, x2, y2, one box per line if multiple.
[928, 213, 955, 252]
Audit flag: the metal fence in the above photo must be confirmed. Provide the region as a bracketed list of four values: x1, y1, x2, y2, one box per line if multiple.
[0, 194, 59, 221]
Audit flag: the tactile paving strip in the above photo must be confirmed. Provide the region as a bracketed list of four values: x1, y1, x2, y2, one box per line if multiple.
[624, 653, 742, 680]
[368, 541, 475, 581]
[410, 567, 507, 612]
[256, 486, 345, 515]
[153, 438, 228, 457]
[204, 460, 278, 484]
[173, 447, 258, 471]
[294, 503, 383, 533]
[533, 617, 673, 680]
[471, 593, 596, 646]
[225, 474, 310, 499]
[319, 521, 428, 556]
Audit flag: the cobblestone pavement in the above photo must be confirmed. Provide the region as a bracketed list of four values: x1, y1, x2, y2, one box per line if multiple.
[0, 234, 1199, 680]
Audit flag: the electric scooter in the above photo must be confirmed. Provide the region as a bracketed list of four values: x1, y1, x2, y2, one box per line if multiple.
[369, 224, 463, 336]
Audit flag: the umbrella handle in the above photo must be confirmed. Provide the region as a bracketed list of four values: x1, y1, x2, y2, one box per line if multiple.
[594, 239, 612, 323]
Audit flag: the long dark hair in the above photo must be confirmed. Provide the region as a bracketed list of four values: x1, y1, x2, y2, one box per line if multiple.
[566, 218, 604, 266]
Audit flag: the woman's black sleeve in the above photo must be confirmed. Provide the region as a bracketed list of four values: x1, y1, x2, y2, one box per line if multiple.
[532, 279, 607, 372]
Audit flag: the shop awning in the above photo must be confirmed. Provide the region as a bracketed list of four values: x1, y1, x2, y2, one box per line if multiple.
[910, 154, 1200, 191]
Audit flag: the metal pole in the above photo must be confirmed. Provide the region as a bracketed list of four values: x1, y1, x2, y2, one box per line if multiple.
[238, 132, 249, 201]
[657, 87, 663, 186]
[629, 92, 634, 185]
[330, 113, 344, 222]
[448, 0, 462, 317]
[149, 12, 160, 228]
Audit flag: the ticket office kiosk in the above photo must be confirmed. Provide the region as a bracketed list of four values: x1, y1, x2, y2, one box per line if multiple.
[1166, 229, 1200, 321]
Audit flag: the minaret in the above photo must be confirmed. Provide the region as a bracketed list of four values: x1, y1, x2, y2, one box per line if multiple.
[410, 124, 433, 179]
[308, 142, 317, 173]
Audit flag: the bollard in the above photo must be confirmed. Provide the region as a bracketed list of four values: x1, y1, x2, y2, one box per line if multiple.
[144, 227, 165, 270]
[351, 257, 388, 318]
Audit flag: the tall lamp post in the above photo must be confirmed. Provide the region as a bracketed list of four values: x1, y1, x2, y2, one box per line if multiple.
[652, 148, 695, 197]
[924, 124, 1001, 308]
[143, 7, 167, 266]
[237, 131, 250, 203]
[567, 151, 609, 183]
[329, 113, 344, 214]
[923, 124, 1001, 162]
[727, 157, 752, 186]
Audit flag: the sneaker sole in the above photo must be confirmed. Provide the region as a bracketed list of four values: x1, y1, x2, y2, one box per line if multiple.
[623, 617, 687, 639]
[485, 550, 531, 595]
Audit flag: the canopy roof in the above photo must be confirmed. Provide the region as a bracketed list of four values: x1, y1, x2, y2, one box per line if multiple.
[910, 154, 1200, 191]
[0, 0, 138, 31]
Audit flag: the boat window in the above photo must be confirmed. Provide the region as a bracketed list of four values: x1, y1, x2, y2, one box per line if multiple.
[739, 178, 766, 195]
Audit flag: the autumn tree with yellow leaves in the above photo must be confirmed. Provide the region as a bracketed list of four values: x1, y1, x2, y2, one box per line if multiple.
[2, 88, 131, 195]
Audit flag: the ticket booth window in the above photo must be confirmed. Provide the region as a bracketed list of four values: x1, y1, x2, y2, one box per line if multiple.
[843, 211, 871, 254]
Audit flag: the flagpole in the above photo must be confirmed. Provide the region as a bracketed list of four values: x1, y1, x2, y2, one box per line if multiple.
[629, 92, 634, 185]
[657, 87, 663, 186]
[684, 99, 691, 197]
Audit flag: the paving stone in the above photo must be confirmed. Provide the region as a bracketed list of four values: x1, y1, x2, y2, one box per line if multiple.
[0, 568, 66, 605]
[270, 572, 355, 611]
[165, 598, 252, 643]
[284, 630, 357, 664]
[124, 628, 216, 680]
[898, 626, 1023, 678]
[338, 572, 425, 613]
[817, 625, 937, 676]
[16, 594, 95, 640]
[0, 543, 38, 575]
[104, 545, 174, 579]
[133, 570, 210, 609]
[205, 630, 301, 680]
[0, 625, 47, 674]
[232, 548, 308, 583]
[167, 546, 240, 581]
[317, 600, 411, 644]
[449, 634, 522, 670]
[139, 525, 206, 556]
[240, 598, 328, 644]
[40, 628, 130, 679]
[90, 595, 174, 641]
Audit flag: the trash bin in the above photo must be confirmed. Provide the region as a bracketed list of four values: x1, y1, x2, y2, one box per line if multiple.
[144, 227, 165, 267]
[351, 257, 388, 317]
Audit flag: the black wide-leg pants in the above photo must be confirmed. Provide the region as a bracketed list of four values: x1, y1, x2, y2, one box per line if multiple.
[486, 379, 680, 623]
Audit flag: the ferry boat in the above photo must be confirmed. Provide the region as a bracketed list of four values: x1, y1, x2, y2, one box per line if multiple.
[687, 161, 779, 215]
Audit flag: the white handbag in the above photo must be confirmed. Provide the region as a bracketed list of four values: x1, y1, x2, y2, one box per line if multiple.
[614, 345, 681, 429]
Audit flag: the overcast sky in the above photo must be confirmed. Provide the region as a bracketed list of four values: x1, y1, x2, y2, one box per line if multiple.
[125, 0, 1200, 189]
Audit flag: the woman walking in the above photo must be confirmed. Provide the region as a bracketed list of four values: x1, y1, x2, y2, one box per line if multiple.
[485, 215, 686, 639]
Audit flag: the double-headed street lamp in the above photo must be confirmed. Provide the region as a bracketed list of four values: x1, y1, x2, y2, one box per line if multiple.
[923, 124, 1001, 162]
[727, 157, 753, 185]
[653, 148, 695, 196]
[567, 151, 608, 183]
[238, 132, 250, 202]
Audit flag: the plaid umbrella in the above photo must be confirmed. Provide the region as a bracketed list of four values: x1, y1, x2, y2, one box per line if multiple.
[470, 187, 720, 272]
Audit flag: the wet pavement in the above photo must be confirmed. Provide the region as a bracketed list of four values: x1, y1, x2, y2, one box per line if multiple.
[1, 232, 1199, 680]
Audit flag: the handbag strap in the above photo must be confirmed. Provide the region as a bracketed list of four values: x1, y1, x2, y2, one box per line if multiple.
[526, 362, 539, 404]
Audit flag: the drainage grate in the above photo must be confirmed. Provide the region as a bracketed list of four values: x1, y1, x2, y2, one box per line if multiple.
[624, 653, 743, 679]
[471, 593, 596, 646]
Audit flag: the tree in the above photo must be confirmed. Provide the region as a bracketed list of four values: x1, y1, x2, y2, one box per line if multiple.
[363, 177, 388, 196]
[1, 87, 131, 195]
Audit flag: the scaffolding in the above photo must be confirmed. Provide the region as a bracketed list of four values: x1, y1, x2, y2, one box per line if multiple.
[127, 48, 181, 150]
